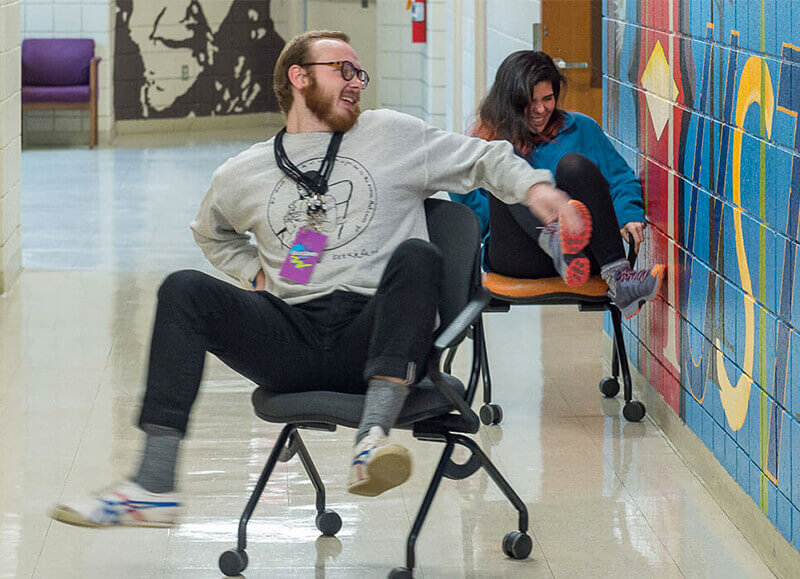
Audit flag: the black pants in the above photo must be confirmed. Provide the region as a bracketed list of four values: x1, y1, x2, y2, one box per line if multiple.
[486, 153, 626, 278]
[138, 239, 443, 435]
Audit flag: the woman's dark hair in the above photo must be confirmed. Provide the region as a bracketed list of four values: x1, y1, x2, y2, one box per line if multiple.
[472, 51, 566, 155]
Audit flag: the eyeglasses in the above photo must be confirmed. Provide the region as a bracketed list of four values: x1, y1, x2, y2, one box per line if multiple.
[300, 60, 370, 89]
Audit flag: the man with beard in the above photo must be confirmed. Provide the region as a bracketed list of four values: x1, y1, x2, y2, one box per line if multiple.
[52, 30, 591, 527]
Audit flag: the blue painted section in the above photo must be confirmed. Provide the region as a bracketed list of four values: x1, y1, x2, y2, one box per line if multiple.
[608, 0, 800, 555]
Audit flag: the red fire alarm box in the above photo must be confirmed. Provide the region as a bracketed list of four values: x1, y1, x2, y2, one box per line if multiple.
[411, 0, 426, 43]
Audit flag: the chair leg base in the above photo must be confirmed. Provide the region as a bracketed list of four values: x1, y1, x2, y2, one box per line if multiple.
[502, 531, 533, 559]
[479, 403, 503, 425]
[598, 376, 620, 398]
[623, 400, 647, 422]
[315, 509, 342, 536]
[401, 433, 531, 574]
[219, 548, 248, 576]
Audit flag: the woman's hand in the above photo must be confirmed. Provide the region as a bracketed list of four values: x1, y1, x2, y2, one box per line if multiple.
[620, 222, 646, 253]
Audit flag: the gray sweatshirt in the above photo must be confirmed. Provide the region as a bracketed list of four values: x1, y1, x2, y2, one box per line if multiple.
[191, 109, 554, 304]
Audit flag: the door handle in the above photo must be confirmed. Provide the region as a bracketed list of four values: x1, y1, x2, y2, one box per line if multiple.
[553, 57, 589, 69]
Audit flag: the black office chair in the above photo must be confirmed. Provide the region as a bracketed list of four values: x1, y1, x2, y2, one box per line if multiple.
[444, 238, 646, 426]
[218, 199, 533, 578]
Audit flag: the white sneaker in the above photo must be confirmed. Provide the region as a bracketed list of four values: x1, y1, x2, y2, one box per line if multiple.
[51, 480, 182, 528]
[347, 426, 412, 497]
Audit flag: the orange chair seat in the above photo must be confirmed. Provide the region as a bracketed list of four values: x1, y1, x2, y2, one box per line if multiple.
[483, 272, 609, 302]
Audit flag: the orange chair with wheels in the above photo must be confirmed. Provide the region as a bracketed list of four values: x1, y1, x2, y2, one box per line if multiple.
[453, 241, 646, 425]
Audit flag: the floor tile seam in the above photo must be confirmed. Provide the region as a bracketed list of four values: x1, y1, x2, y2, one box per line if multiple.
[641, 412, 757, 525]
[34, 334, 116, 577]
[480, 425, 555, 578]
[574, 416, 639, 497]
[623, 481, 689, 578]
[31, 289, 126, 577]
[599, 414, 754, 575]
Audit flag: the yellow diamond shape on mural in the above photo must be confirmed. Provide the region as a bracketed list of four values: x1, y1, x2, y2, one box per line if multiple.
[640, 40, 679, 141]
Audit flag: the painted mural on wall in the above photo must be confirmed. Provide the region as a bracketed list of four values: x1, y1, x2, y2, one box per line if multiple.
[114, 0, 285, 120]
[604, 0, 800, 552]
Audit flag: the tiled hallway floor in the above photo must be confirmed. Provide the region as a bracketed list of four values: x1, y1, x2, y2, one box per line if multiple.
[0, 136, 776, 577]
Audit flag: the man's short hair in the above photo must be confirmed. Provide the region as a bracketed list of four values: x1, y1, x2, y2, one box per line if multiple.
[273, 30, 351, 114]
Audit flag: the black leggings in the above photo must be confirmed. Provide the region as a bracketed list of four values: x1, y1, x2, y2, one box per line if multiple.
[486, 153, 626, 278]
[138, 239, 443, 435]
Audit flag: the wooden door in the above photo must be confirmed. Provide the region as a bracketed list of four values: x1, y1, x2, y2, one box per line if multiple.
[541, 0, 603, 125]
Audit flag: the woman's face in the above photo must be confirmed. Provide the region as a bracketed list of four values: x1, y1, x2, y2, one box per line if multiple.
[526, 81, 557, 134]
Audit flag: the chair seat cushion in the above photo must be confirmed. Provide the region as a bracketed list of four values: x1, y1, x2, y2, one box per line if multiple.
[483, 272, 610, 303]
[252, 374, 464, 428]
[22, 85, 89, 104]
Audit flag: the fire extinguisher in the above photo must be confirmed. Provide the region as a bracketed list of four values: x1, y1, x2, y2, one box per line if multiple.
[409, 0, 426, 44]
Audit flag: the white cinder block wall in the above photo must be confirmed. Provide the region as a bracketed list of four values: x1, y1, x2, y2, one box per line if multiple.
[383, 0, 540, 134]
[20, 0, 114, 146]
[0, 0, 22, 293]
[420, 0, 447, 128]
[376, 1, 425, 120]
[486, 1, 540, 81]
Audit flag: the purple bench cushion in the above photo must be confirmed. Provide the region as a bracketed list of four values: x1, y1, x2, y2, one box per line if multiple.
[22, 39, 95, 87]
[22, 85, 90, 104]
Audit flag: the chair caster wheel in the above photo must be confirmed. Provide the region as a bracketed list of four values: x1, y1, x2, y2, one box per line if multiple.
[315, 508, 342, 536]
[388, 566, 413, 578]
[623, 400, 646, 422]
[480, 403, 503, 425]
[219, 548, 248, 576]
[502, 531, 532, 560]
[598, 377, 620, 398]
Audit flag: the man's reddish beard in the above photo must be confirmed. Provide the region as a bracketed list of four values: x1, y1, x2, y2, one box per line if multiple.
[302, 74, 360, 132]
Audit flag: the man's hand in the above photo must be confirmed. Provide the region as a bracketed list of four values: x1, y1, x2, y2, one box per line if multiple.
[253, 270, 266, 291]
[620, 222, 646, 254]
[525, 182, 570, 225]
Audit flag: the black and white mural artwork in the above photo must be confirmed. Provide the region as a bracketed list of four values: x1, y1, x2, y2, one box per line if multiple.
[114, 0, 285, 120]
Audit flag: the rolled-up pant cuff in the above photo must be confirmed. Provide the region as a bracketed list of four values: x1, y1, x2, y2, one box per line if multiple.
[138, 408, 189, 438]
[364, 356, 420, 385]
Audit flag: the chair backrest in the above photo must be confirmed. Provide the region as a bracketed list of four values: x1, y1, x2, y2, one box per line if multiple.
[424, 198, 482, 332]
[22, 39, 95, 87]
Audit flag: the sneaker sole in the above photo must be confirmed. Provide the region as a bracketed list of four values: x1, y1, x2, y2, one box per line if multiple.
[559, 200, 593, 255]
[564, 255, 591, 287]
[51, 506, 177, 528]
[348, 445, 412, 497]
[621, 265, 666, 319]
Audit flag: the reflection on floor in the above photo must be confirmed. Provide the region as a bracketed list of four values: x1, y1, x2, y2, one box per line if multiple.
[0, 136, 775, 578]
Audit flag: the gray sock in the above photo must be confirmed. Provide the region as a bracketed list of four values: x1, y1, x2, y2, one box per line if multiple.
[601, 259, 631, 294]
[356, 378, 410, 443]
[133, 424, 182, 493]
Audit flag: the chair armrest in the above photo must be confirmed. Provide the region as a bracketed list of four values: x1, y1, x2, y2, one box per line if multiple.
[433, 287, 491, 352]
[424, 287, 490, 432]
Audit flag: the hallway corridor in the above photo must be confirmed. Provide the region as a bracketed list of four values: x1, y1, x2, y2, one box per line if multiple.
[0, 136, 776, 578]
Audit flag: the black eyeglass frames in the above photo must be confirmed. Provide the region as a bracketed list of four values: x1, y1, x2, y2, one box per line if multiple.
[300, 61, 370, 89]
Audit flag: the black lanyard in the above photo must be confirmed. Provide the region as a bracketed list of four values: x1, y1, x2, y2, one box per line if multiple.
[274, 128, 343, 199]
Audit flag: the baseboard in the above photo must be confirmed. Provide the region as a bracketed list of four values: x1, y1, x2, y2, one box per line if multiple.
[601, 333, 800, 578]
[114, 112, 284, 135]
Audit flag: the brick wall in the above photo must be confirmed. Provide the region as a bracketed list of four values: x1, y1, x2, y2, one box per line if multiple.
[604, 0, 800, 554]
[0, 0, 21, 292]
